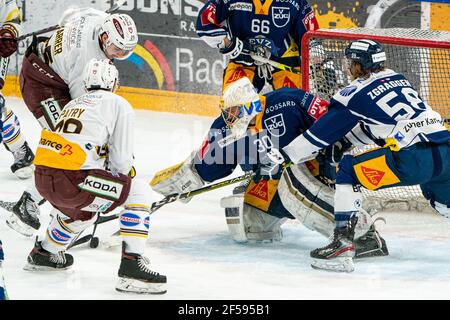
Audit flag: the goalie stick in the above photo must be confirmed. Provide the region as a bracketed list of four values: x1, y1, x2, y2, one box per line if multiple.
[16, 0, 127, 41]
[69, 171, 256, 249]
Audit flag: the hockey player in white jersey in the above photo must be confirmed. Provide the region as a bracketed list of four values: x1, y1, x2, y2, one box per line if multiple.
[0, 0, 34, 179]
[4, 7, 138, 237]
[263, 39, 450, 272]
[23, 59, 166, 294]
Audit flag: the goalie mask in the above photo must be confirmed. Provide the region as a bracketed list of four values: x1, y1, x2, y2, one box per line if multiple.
[84, 58, 119, 92]
[99, 13, 138, 60]
[220, 77, 262, 139]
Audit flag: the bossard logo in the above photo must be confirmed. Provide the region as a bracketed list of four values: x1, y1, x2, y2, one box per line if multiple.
[248, 180, 268, 201]
[361, 166, 385, 187]
[264, 114, 286, 137]
[272, 7, 290, 28]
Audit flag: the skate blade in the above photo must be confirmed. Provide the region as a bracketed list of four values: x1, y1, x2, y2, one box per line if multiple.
[115, 277, 167, 295]
[101, 235, 122, 248]
[6, 217, 34, 237]
[14, 166, 34, 180]
[311, 257, 355, 273]
[23, 263, 72, 271]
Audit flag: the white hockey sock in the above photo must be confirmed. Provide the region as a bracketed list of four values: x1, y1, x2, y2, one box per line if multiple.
[41, 209, 97, 254]
[1, 108, 26, 153]
[334, 184, 363, 228]
[119, 207, 150, 255]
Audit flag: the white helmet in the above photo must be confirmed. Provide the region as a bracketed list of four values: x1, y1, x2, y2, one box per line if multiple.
[220, 77, 262, 139]
[99, 13, 138, 60]
[84, 58, 119, 92]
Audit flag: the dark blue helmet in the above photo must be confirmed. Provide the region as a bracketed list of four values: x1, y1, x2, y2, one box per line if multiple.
[344, 39, 386, 71]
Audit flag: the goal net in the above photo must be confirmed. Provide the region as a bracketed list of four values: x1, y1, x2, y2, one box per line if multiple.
[301, 28, 450, 211]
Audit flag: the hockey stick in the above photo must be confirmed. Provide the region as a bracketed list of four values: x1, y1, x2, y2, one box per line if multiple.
[16, 0, 126, 41]
[69, 171, 256, 248]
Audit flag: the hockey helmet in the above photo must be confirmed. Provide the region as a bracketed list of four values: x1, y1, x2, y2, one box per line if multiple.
[99, 13, 138, 60]
[344, 39, 386, 71]
[84, 58, 119, 92]
[220, 77, 262, 139]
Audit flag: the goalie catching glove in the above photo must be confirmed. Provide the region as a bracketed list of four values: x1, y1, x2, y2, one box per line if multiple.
[149, 151, 205, 203]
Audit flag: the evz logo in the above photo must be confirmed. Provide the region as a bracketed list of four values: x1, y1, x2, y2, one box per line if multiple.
[272, 7, 290, 28]
[264, 114, 286, 137]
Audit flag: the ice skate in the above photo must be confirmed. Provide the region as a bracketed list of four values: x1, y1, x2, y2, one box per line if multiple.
[23, 239, 73, 271]
[10, 141, 34, 179]
[310, 216, 357, 272]
[116, 243, 167, 294]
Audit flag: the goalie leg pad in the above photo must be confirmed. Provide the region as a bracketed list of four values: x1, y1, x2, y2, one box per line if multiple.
[278, 164, 335, 237]
[278, 164, 375, 240]
[220, 194, 285, 243]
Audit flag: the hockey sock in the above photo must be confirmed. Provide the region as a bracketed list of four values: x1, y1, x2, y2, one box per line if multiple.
[119, 206, 150, 255]
[1, 108, 26, 153]
[41, 210, 97, 254]
[334, 184, 362, 229]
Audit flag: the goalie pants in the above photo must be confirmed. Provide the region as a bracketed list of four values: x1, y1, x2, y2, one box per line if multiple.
[223, 62, 301, 93]
[337, 142, 450, 207]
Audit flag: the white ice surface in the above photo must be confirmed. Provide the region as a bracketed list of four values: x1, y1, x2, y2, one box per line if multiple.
[1, 97, 450, 300]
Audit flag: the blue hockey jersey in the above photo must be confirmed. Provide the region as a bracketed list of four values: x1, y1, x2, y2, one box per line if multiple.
[196, 0, 318, 64]
[284, 69, 450, 163]
[193, 87, 329, 181]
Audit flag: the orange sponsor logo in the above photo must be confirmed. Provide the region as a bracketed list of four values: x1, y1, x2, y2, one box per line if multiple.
[282, 76, 298, 88]
[361, 166, 385, 186]
[226, 68, 247, 84]
[60, 144, 73, 156]
[248, 179, 268, 201]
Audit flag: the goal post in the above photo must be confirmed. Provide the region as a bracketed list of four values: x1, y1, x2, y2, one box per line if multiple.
[300, 28, 450, 211]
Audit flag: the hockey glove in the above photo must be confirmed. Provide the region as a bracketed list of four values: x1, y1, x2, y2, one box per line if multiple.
[258, 148, 292, 181]
[220, 37, 256, 66]
[0, 28, 18, 58]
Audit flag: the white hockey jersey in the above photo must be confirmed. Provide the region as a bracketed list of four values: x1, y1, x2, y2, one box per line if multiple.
[0, 0, 21, 36]
[34, 90, 135, 175]
[39, 8, 108, 99]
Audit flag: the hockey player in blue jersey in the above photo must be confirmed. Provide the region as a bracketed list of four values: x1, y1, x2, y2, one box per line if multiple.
[150, 77, 388, 258]
[0, 240, 7, 300]
[264, 39, 450, 272]
[196, 0, 319, 93]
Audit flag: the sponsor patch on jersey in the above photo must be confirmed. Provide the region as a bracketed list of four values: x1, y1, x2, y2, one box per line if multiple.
[120, 212, 141, 227]
[307, 97, 329, 121]
[230, 2, 253, 12]
[282, 76, 297, 88]
[200, 3, 218, 26]
[50, 228, 71, 244]
[340, 85, 357, 97]
[360, 166, 385, 187]
[225, 67, 248, 84]
[79, 176, 123, 200]
[394, 131, 405, 142]
[272, 7, 290, 27]
[264, 113, 286, 137]
[198, 137, 210, 161]
[302, 11, 319, 31]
